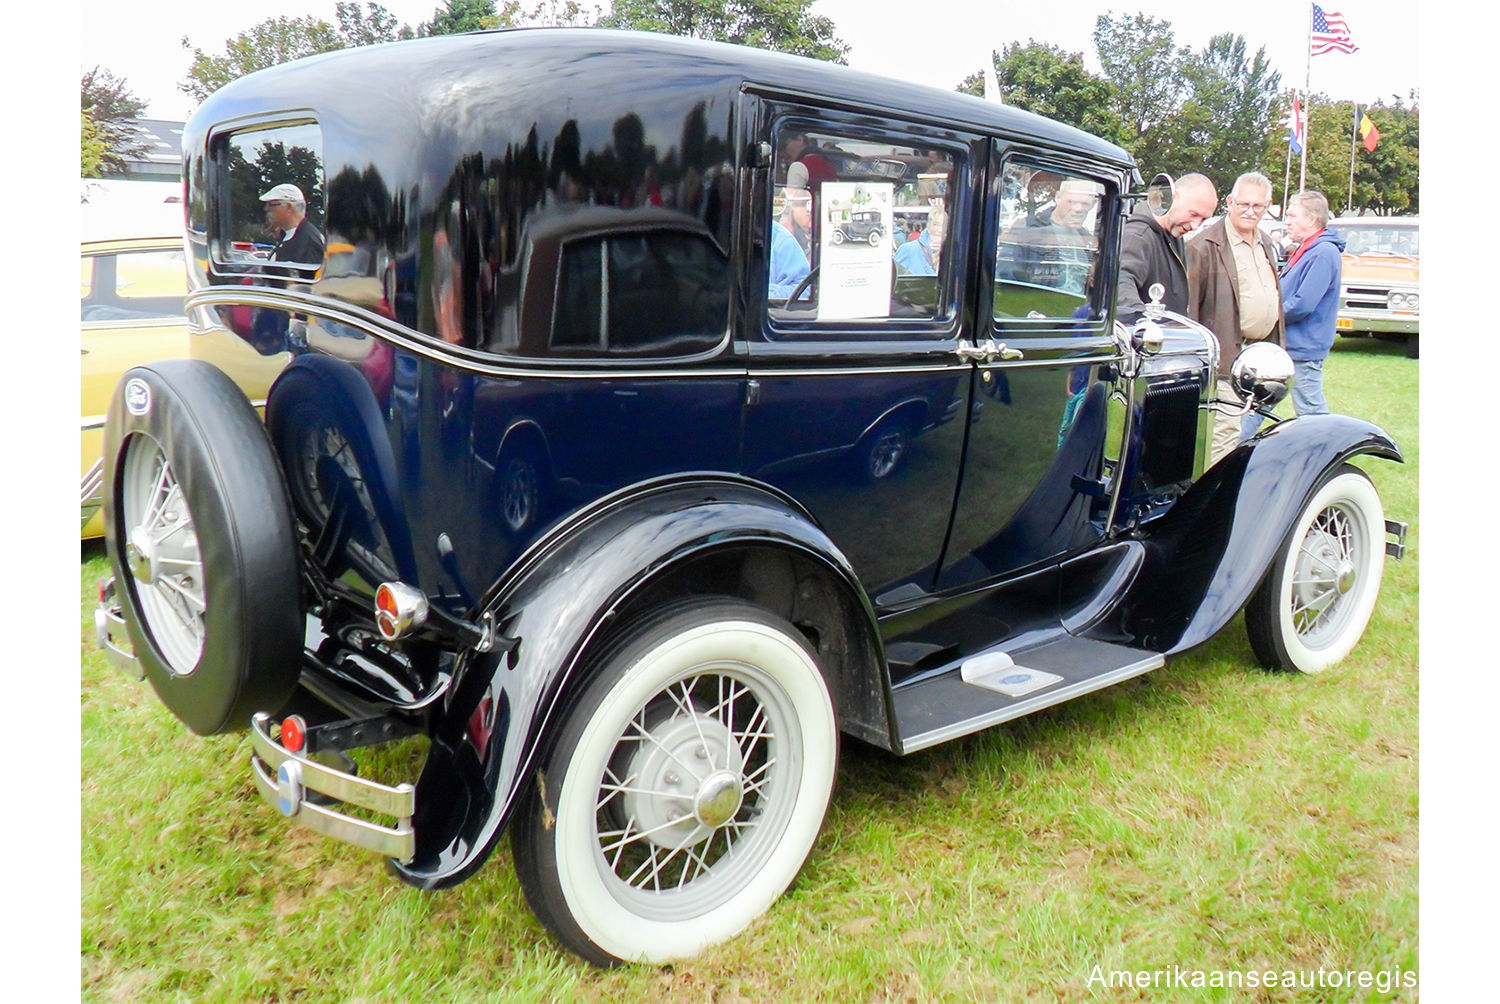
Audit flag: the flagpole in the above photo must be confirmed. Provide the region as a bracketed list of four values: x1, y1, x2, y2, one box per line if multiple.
[1282, 91, 1295, 216]
[1299, 4, 1312, 190]
[1347, 102, 1359, 213]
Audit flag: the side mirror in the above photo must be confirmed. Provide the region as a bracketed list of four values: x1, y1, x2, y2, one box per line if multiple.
[1230, 342, 1294, 408]
[1146, 173, 1175, 218]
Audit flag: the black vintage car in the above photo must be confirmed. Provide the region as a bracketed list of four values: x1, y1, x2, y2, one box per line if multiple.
[94, 28, 1405, 966]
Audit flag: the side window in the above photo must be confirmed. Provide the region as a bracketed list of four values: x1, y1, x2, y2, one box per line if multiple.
[767, 123, 960, 326]
[81, 250, 187, 323]
[993, 163, 1107, 322]
[550, 229, 729, 357]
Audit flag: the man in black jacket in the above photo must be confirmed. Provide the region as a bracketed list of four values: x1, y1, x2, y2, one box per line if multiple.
[259, 183, 326, 271]
[1115, 173, 1217, 322]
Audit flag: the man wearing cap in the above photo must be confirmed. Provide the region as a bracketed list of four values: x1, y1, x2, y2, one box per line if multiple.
[260, 183, 325, 268]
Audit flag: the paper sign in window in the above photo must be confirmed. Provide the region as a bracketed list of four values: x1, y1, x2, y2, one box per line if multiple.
[817, 182, 893, 320]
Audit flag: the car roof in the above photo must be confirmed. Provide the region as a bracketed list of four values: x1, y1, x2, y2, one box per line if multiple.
[198, 28, 1134, 170]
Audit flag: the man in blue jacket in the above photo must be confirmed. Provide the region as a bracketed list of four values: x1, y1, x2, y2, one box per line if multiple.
[1279, 191, 1345, 415]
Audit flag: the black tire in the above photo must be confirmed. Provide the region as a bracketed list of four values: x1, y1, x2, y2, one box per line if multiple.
[857, 417, 910, 482]
[867, 229, 883, 247]
[103, 360, 302, 735]
[830, 229, 845, 246]
[1245, 464, 1386, 674]
[1405, 334, 1419, 359]
[511, 600, 837, 965]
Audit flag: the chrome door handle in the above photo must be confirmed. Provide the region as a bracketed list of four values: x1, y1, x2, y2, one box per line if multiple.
[956, 338, 1024, 363]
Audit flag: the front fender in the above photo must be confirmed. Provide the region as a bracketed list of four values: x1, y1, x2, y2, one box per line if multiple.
[1095, 414, 1401, 654]
[389, 476, 874, 888]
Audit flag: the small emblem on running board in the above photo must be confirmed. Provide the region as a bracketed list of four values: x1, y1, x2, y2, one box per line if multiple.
[960, 651, 1062, 698]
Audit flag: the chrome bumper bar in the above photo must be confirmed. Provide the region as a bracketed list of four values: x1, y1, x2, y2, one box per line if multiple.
[1386, 519, 1409, 560]
[93, 578, 143, 680]
[249, 712, 416, 862]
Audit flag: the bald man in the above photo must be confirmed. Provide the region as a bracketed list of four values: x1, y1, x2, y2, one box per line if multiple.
[1116, 172, 1218, 322]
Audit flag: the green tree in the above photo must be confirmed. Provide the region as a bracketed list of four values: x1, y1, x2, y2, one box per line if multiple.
[601, 0, 848, 63]
[957, 41, 1127, 147]
[82, 67, 150, 176]
[420, 0, 499, 34]
[81, 111, 108, 178]
[1164, 33, 1282, 193]
[336, 1, 414, 45]
[1092, 11, 1191, 167]
[1273, 96, 1419, 216]
[181, 4, 414, 103]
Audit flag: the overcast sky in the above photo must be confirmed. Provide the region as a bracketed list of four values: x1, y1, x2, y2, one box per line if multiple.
[80, 1, 1418, 121]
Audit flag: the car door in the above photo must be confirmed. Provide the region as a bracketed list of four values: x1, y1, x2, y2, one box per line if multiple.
[739, 101, 982, 602]
[934, 148, 1127, 592]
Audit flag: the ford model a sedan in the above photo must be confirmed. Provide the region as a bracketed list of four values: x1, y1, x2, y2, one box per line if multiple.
[94, 29, 1406, 965]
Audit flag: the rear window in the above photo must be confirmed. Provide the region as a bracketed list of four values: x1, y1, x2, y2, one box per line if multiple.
[210, 121, 327, 279]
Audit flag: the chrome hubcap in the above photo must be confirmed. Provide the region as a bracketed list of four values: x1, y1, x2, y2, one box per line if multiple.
[621, 711, 746, 852]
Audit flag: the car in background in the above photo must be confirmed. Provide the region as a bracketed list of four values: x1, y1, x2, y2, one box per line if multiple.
[81, 205, 291, 538]
[81, 214, 191, 538]
[1334, 215, 1419, 358]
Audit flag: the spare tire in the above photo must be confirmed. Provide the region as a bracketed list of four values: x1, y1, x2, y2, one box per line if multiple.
[103, 360, 303, 735]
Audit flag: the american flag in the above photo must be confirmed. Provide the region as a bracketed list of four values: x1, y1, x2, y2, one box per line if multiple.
[1311, 5, 1359, 56]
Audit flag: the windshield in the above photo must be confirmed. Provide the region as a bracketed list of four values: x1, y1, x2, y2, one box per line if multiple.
[1340, 224, 1419, 257]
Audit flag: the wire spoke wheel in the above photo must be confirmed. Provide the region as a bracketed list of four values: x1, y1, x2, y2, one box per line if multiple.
[1246, 465, 1385, 674]
[513, 602, 836, 965]
[120, 434, 205, 676]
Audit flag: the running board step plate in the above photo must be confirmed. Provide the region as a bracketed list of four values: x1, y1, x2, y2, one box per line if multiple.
[891, 635, 1164, 754]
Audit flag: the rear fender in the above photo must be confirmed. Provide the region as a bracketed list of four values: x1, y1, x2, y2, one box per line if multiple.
[389, 475, 880, 888]
[1088, 414, 1401, 654]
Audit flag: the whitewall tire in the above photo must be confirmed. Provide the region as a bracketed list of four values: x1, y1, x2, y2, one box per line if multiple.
[513, 601, 837, 965]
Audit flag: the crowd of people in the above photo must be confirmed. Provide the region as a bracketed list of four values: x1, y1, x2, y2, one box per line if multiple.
[1117, 171, 1347, 464]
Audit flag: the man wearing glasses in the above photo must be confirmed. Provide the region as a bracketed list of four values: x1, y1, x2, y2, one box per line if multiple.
[1187, 172, 1285, 464]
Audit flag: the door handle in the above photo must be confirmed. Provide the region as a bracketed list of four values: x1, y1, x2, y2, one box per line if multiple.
[956, 339, 1024, 363]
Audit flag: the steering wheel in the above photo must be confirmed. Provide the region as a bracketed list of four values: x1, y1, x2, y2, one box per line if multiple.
[783, 266, 820, 310]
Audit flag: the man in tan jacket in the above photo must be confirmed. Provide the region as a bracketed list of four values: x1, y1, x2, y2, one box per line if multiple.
[1186, 171, 1285, 464]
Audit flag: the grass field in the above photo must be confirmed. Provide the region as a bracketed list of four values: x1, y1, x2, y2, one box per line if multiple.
[80, 336, 1418, 1002]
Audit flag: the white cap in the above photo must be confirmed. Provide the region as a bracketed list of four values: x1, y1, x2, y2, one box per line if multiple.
[259, 183, 305, 204]
[785, 162, 809, 190]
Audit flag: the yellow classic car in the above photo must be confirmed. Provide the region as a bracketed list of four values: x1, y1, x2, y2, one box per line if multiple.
[81, 211, 292, 538]
[1335, 215, 1419, 359]
[81, 228, 192, 537]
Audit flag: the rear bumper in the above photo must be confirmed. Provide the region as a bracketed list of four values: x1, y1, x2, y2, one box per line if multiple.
[93, 578, 142, 680]
[249, 712, 416, 862]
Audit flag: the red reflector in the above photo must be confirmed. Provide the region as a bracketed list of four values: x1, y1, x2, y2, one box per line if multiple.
[376, 584, 397, 615]
[98, 579, 109, 603]
[280, 715, 307, 753]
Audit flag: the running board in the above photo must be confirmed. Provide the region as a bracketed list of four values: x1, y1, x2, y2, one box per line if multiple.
[891, 635, 1164, 754]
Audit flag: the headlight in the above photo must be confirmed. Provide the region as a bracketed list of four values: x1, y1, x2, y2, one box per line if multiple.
[1388, 291, 1420, 311]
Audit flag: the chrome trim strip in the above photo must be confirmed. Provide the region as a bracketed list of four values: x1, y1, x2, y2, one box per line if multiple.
[185, 287, 740, 380]
[248, 713, 416, 860]
[898, 652, 1165, 754]
[81, 457, 105, 510]
[81, 417, 107, 433]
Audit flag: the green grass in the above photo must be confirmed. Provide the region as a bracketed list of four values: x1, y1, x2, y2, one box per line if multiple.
[80, 336, 1417, 1002]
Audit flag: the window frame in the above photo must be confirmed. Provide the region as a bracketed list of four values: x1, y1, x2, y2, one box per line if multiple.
[982, 144, 1124, 343]
[755, 102, 980, 344]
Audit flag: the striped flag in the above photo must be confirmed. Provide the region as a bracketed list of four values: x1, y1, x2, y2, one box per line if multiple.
[1311, 5, 1359, 55]
[1359, 111, 1380, 152]
[1287, 96, 1304, 154]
